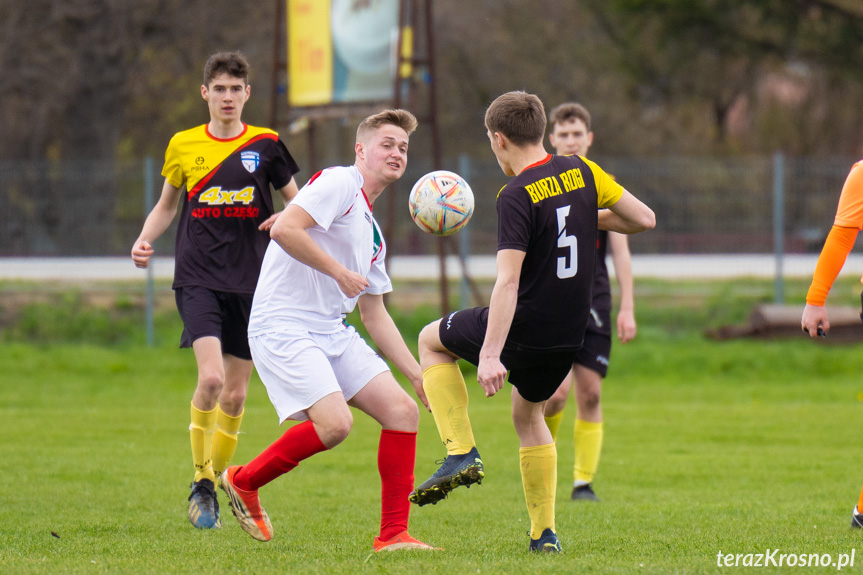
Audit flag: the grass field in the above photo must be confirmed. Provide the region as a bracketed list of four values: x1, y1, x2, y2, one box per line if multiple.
[3, 277, 863, 573]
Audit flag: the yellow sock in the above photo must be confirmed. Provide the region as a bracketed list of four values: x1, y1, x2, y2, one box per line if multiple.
[574, 419, 603, 484]
[190, 403, 217, 482]
[211, 406, 243, 477]
[544, 410, 564, 443]
[423, 362, 475, 455]
[520, 443, 557, 539]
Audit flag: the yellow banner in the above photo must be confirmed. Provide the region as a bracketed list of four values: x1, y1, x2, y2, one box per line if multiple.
[288, 0, 333, 106]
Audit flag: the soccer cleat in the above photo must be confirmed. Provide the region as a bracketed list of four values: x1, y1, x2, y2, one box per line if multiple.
[219, 466, 273, 542]
[373, 530, 442, 552]
[571, 483, 599, 501]
[409, 446, 484, 506]
[851, 506, 863, 528]
[188, 478, 221, 529]
[529, 528, 562, 553]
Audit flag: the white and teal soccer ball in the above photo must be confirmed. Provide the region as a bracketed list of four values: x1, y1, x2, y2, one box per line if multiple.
[408, 170, 474, 236]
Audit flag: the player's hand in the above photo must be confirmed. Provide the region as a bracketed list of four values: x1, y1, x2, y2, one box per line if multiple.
[617, 309, 637, 344]
[410, 377, 431, 411]
[258, 211, 281, 232]
[477, 356, 507, 398]
[131, 240, 154, 269]
[801, 303, 829, 338]
[336, 269, 370, 299]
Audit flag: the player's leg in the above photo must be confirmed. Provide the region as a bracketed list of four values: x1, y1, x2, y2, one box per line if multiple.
[187, 335, 225, 529]
[572, 367, 605, 501]
[348, 372, 438, 551]
[221, 332, 350, 541]
[211, 291, 256, 477]
[410, 318, 484, 506]
[543, 366, 574, 442]
[210, 354, 252, 479]
[511, 386, 561, 553]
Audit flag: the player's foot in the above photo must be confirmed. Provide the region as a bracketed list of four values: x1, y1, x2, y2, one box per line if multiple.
[529, 528, 562, 553]
[851, 506, 863, 528]
[188, 478, 221, 529]
[571, 483, 599, 501]
[409, 446, 484, 506]
[373, 530, 442, 552]
[219, 466, 273, 542]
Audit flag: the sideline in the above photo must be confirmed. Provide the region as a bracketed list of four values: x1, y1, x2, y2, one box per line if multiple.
[1, 254, 862, 281]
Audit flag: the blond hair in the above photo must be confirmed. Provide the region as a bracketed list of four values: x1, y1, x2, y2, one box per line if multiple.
[356, 109, 418, 143]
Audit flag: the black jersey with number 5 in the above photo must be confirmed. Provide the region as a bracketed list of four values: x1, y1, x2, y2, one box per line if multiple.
[496, 153, 623, 351]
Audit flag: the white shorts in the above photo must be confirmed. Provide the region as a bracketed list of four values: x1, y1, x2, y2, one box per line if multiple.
[249, 325, 389, 423]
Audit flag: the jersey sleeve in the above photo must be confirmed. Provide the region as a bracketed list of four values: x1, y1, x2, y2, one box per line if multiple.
[583, 157, 624, 208]
[833, 161, 863, 229]
[267, 139, 301, 190]
[496, 186, 532, 252]
[366, 233, 393, 295]
[292, 169, 354, 231]
[161, 134, 186, 189]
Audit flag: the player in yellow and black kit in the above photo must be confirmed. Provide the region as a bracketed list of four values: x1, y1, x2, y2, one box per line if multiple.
[131, 52, 300, 530]
[410, 91, 654, 553]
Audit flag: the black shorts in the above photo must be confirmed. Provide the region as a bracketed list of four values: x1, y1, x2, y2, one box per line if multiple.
[438, 307, 578, 403]
[574, 307, 612, 377]
[174, 286, 253, 360]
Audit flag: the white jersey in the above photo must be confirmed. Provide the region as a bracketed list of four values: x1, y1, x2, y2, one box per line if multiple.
[248, 165, 392, 335]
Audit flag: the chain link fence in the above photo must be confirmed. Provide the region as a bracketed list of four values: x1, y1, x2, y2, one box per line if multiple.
[0, 154, 858, 260]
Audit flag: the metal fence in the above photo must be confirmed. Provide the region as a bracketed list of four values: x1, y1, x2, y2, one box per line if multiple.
[0, 154, 858, 259]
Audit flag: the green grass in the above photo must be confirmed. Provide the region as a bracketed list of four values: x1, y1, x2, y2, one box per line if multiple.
[3, 278, 863, 573]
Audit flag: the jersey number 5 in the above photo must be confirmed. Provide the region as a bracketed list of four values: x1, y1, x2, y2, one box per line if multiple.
[556, 206, 577, 279]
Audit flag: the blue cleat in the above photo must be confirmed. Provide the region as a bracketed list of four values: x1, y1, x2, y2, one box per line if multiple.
[188, 478, 221, 529]
[571, 483, 599, 501]
[409, 446, 484, 506]
[529, 528, 562, 553]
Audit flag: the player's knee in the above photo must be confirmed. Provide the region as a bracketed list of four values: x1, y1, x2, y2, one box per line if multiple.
[196, 368, 225, 399]
[579, 390, 601, 412]
[219, 386, 247, 413]
[318, 411, 353, 447]
[393, 392, 419, 430]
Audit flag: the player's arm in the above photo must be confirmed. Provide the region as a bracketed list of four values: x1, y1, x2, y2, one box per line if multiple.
[477, 248, 524, 398]
[358, 293, 429, 410]
[131, 179, 183, 268]
[598, 189, 655, 234]
[270, 203, 369, 297]
[801, 225, 858, 337]
[259, 176, 300, 232]
[608, 231, 637, 343]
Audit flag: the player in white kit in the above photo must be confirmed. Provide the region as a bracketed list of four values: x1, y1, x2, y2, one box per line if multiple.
[219, 109, 437, 552]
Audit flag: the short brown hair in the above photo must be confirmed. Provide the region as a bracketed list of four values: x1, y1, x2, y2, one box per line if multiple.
[484, 91, 546, 146]
[203, 51, 250, 86]
[548, 102, 592, 131]
[356, 109, 418, 142]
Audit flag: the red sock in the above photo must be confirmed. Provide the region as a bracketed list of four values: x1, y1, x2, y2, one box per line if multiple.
[234, 420, 327, 491]
[378, 429, 416, 541]
[857, 485, 863, 512]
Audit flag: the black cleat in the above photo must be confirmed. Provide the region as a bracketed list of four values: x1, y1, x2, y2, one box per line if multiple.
[851, 506, 863, 529]
[409, 447, 484, 506]
[529, 528, 562, 553]
[188, 478, 221, 529]
[571, 483, 599, 501]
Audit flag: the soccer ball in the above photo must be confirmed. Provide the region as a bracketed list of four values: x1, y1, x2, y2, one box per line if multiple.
[408, 170, 474, 236]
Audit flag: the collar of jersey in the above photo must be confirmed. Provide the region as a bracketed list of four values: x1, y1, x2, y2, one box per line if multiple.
[205, 123, 249, 142]
[519, 153, 552, 174]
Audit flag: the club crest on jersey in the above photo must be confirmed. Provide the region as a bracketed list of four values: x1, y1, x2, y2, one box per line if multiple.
[241, 151, 260, 173]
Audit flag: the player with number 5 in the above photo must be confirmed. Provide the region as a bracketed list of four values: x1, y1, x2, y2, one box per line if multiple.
[410, 91, 654, 553]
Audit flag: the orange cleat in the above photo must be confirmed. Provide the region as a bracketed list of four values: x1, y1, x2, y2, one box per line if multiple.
[373, 530, 442, 552]
[219, 466, 273, 542]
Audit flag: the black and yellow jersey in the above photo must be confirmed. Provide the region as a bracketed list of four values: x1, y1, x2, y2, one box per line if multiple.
[162, 123, 300, 294]
[496, 153, 622, 351]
